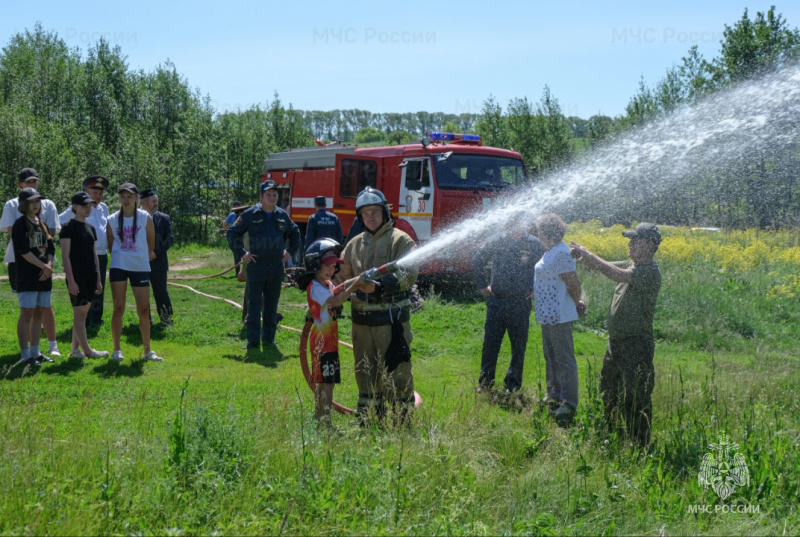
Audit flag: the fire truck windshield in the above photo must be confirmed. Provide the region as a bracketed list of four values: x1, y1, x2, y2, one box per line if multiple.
[433, 154, 527, 190]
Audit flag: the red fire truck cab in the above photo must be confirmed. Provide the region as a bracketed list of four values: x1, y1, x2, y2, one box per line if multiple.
[262, 133, 528, 276]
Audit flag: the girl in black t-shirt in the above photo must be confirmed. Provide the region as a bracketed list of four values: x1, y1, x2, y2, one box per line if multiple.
[60, 192, 110, 361]
[11, 188, 55, 367]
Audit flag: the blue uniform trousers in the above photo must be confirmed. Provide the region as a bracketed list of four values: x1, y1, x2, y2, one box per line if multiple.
[246, 266, 283, 345]
[479, 296, 532, 391]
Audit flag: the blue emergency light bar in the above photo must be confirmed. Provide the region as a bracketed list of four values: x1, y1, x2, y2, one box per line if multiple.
[429, 132, 481, 142]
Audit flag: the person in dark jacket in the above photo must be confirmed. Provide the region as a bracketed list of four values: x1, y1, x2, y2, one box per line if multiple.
[473, 227, 545, 393]
[140, 189, 174, 326]
[305, 195, 343, 248]
[227, 180, 300, 350]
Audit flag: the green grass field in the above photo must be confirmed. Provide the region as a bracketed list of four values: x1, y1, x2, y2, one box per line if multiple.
[1, 237, 799, 535]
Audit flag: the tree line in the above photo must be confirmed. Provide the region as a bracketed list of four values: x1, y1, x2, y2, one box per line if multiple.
[1, 7, 798, 248]
[0, 24, 309, 243]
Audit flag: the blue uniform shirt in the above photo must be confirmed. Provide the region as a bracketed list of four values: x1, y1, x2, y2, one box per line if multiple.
[227, 205, 300, 273]
[305, 209, 343, 246]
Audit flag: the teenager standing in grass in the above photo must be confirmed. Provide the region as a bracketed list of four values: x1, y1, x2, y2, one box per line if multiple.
[106, 183, 162, 363]
[534, 214, 586, 425]
[570, 223, 662, 445]
[59, 176, 110, 328]
[60, 192, 110, 361]
[299, 239, 366, 426]
[11, 188, 55, 367]
[2, 168, 62, 358]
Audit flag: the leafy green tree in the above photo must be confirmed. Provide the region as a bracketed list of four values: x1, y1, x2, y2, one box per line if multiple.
[386, 130, 415, 145]
[353, 126, 386, 145]
[441, 121, 460, 133]
[474, 95, 506, 148]
[505, 96, 536, 166]
[534, 85, 573, 172]
[678, 45, 713, 103]
[711, 6, 800, 85]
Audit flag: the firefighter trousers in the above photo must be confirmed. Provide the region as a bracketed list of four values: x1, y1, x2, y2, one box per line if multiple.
[351, 321, 415, 419]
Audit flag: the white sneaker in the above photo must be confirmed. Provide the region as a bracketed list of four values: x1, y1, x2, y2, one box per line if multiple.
[68, 350, 86, 360]
[111, 350, 124, 362]
[143, 351, 163, 362]
[48, 348, 62, 358]
[88, 349, 110, 359]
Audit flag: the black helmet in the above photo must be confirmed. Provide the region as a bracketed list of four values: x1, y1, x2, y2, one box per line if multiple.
[355, 186, 390, 225]
[298, 238, 343, 290]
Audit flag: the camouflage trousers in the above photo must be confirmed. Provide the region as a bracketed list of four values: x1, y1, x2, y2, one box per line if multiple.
[600, 337, 655, 445]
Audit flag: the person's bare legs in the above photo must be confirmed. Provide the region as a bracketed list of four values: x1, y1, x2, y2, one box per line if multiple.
[42, 305, 56, 342]
[314, 383, 334, 426]
[28, 307, 43, 351]
[131, 286, 152, 355]
[110, 280, 128, 352]
[17, 307, 35, 351]
[71, 303, 91, 354]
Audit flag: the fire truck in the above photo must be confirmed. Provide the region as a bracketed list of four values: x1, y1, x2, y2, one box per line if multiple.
[262, 133, 529, 276]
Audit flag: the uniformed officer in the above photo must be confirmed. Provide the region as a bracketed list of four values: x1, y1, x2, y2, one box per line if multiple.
[305, 195, 343, 248]
[140, 188, 174, 326]
[228, 180, 300, 350]
[59, 175, 110, 327]
[473, 227, 545, 393]
[336, 187, 418, 424]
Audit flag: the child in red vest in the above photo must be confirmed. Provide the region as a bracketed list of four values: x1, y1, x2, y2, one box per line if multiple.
[299, 239, 365, 426]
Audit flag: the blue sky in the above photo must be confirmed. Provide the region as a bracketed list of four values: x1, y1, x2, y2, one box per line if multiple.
[4, 1, 799, 119]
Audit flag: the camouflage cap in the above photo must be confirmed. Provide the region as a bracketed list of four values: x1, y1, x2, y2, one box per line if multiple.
[622, 222, 662, 245]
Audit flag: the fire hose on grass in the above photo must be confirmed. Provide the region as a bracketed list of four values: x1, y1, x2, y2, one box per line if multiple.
[167, 260, 422, 415]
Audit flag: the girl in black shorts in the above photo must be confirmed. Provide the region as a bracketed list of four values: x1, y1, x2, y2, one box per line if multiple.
[60, 192, 110, 360]
[106, 183, 162, 362]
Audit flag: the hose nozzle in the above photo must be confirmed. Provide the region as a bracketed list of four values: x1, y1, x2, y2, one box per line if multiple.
[364, 261, 399, 284]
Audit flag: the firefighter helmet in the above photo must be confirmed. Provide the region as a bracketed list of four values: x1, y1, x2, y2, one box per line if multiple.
[355, 186, 390, 224]
[298, 238, 343, 290]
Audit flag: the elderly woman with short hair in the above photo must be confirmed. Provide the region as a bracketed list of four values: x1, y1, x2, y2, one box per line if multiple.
[533, 214, 586, 424]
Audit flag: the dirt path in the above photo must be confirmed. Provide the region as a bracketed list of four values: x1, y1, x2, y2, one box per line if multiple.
[0, 256, 212, 280]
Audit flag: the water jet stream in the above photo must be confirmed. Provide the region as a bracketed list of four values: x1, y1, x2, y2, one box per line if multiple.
[398, 64, 800, 270]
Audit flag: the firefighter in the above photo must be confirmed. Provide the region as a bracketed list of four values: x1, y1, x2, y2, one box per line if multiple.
[305, 195, 343, 249]
[227, 180, 300, 350]
[336, 187, 418, 424]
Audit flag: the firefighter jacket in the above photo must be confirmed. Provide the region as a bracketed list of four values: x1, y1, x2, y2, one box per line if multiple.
[339, 219, 417, 325]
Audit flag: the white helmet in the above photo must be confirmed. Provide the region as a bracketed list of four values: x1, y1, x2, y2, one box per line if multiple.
[355, 186, 390, 224]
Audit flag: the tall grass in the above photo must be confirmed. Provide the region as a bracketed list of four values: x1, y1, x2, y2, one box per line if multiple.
[0, 223, 798, 534]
